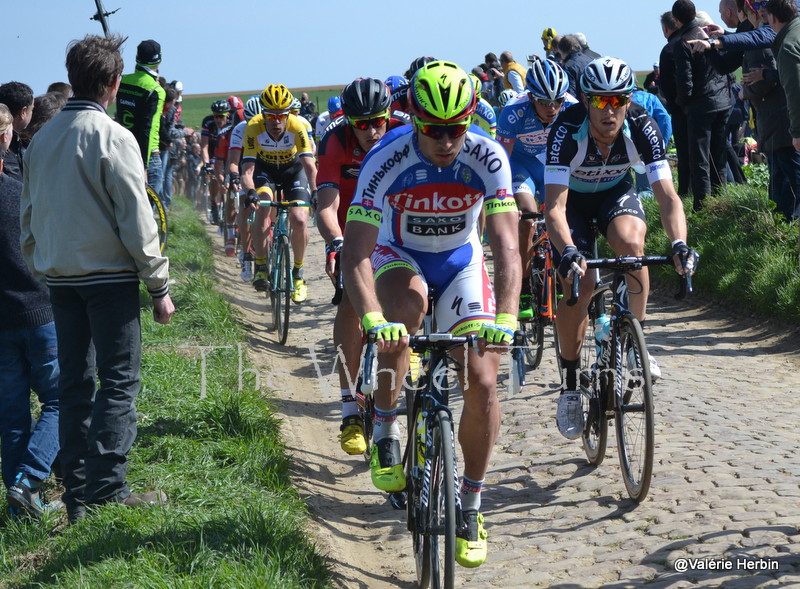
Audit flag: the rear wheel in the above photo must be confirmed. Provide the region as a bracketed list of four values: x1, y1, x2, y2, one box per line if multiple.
[522, 268, 545, 369]
[615, 314, 654, 502]
[146, 185, 168, 253]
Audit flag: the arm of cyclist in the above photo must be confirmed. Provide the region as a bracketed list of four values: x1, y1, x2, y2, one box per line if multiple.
[650, 178, 698, 274]
[241, 161, 259, 210]
[316, 186, 343, 282]
[544, 182, 587, 279]
[300, 154, 318, 203]
[481, 208, 522, 349]
[341, 219, 408, 352]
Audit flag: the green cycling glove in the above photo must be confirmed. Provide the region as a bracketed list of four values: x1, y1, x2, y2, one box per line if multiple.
[478, 313, 517, 344]
[362, 312, 408, 341]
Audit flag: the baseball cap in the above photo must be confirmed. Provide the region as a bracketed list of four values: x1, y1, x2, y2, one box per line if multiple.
[136, 40, 162, 66]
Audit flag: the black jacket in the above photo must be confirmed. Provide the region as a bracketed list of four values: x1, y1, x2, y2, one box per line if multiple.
[673, 19, 732, 114]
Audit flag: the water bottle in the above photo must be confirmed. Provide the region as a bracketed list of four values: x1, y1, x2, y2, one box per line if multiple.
[594, 314, 611, 362]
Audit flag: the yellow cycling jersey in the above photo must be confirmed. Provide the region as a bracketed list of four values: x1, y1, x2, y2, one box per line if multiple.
[243, 113, 313, 168]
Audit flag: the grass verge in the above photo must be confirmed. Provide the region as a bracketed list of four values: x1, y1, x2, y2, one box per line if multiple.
[0, 197, 331, 588]
[643, 183, 800, 320]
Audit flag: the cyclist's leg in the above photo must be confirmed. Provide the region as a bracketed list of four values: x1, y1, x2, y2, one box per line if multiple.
[335, 287, 367, 454]
[251, 172, 276, 290]
[600, 187, 648, 322]
[282, 166, 311, 301]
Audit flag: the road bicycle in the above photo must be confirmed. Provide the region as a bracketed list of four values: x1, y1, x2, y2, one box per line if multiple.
[219, 181, 240, 256]
[570, 254, 692, 502]
[518, 211, 560, 373]
[255, 195, 309, 345]
[362, 324, 526, 589]
[145, 185, 168, 253]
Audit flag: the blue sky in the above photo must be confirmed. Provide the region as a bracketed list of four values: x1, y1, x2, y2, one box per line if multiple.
[7, 0, 728, 96]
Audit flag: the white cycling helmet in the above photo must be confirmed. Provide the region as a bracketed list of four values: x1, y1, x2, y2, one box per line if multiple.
[580, 57, 635, 96]
[244, 95, 262, 120]
[525, 59, 569, 100]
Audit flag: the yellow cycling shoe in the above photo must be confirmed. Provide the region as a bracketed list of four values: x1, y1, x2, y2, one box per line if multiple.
[456, 510, 488, 568]
[339, 416, 367, 455]
[369, 438, 406, 492]
[291, 278, 307, 303]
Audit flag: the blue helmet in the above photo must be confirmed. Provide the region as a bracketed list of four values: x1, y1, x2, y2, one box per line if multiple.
[525, 59, 569, 100]
[385, 75, 408, 92]
[328, 95, 342, 113]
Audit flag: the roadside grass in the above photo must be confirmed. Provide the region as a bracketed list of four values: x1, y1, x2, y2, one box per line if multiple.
[0, 197, 331, 588]
[643, 182, 800, 320]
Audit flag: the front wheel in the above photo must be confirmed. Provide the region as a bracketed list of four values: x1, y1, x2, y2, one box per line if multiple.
[614, 314, 654, 502]
[426, 409, 456, 589]
[146, 185, 168, 253]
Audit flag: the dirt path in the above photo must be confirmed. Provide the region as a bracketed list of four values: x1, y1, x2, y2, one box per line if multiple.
[205, 220, 800, 588]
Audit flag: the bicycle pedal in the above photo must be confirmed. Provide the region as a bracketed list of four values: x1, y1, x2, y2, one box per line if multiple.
[388, 491, 407, 510]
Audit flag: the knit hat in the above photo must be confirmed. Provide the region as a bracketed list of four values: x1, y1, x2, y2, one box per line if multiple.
[136, 40, 162, 66]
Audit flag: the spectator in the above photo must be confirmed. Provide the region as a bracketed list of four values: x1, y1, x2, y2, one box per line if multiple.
[574, 32, 601, 58]
[541, 27, 558, 59]
[18, 92, 67, 147]
[0, 81, 34, 181]
[499, 51, 526, 93]
[764, 0, 800, 219]
[672, 0, 732, 210]
[159, 86, 178, 208]
[46, 82, 72, 99]
[0, 103, 60, 520]
[659, 11, 691, 196]
[115, 39, 166, 195]
[20, 34, 175, 524]
[484, 52, 505, 101]
[644, 62, 661, 95]
[169, 80, 183, 122]
[299, 91, 315, 118]
[557, 35, 593, 100]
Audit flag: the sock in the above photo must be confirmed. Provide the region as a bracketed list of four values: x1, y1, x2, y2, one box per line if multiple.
[255, 256, 267, 266]
[561, 357, 579, 390]
[292, 261, 304, 280]
[373, 406, 400, 441]
[341, 389, 358, 419]
[460, 476, 484, 512]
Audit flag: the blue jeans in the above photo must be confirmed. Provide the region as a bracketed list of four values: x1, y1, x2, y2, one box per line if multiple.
[766, 147, 800, 221]
[0, 323, 60, 489]
[148, 152, 164, 197]
[160, 151, 174, 208]
[49, 282, 141, 507]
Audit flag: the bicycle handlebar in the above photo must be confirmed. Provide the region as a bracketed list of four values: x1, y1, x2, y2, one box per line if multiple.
[520, 211, 545, 221]
[566, 255, 693, 306]
[257, 199, 311, 209]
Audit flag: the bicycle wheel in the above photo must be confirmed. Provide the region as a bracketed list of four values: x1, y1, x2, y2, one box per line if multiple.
[357, 377, 374, 463]
[408, 394, 430, 587]
[581, 294, 609, 466]
[614, 313, 654, 502]
[146, 185, 168, 253]
[274, 234, 292, 345]
[521, 269, 545, 369]
[426, 409, 457, 589]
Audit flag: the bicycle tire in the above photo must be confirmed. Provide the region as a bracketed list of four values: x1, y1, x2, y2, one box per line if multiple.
[521, 268, 545, 369]
[146, 185, 168, 253]
[408, 393, 430, 587]
[276, 234, 292, 345]
[426, 409, 456, 589]
[614, 313, 654, 502]
[358, 376, 374, 463]
[581, 293, 609, 466]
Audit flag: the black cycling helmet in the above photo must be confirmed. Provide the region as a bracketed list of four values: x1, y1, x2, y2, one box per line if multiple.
[341, 78, 392, 118]
[404, 56, 436, 80]
[211, 99, 230, 115]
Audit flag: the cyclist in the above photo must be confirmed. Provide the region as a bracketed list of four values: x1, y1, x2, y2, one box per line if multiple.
[314, 95, 343, 142]
[496, 58, 575, 319]
[469, 74, 497, 139]
[226, 96, 263, 279]
[290, 97, 317, 156]
[241, 84, 316, 302]
[200, 99, 233, 224]
[384, 75, 408, 93]
[390, 56, 436, 113]
[316, 78, 410, 456]
[342, 61, 521, 568]
[227, 95, 245, 125]
[543, 57, 697, 439]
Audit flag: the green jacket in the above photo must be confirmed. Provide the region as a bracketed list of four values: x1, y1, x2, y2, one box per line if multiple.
[774, 17, 800, 139]
[115, 65, 165, 165]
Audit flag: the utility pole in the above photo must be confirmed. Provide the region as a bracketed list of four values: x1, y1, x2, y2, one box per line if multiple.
[90, 0, 120, 38]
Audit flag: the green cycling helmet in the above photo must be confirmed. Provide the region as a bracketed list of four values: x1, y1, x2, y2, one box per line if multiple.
[410, 60, 476, 123]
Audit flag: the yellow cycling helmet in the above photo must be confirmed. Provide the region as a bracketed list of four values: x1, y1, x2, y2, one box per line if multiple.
[260, 84, 293, 111]
[541, 27, 558, 50]
[468, 73, 483, 98]
[410, 60, 476, 123]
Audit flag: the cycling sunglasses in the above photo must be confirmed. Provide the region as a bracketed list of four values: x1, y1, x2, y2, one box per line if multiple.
[751, 0, 768, 8]
[415, 119, 471, 140]
[265, 112, 289, 121]
[348, 112, 389, 130]
[533, 96, 565, 108]
[587, 94, 632, 110]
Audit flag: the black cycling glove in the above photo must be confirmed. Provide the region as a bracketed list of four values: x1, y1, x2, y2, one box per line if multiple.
[671, 240, 699, 272]
[558, 245, 585, 280]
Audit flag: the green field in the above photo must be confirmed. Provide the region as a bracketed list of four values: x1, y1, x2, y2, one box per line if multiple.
[179, 87, 343, 129]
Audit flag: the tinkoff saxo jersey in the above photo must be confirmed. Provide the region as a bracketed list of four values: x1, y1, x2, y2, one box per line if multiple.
[347, 125, 516, 253]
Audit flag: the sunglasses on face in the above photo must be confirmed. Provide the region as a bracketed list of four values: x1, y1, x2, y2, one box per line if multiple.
[533, 97, 565, 108]
[752, 0, 768, 8]
[265, 112, 289, 121]
[348, 113, 389, 130]
[416, 120, 471, 140]
[587, 94, 632, 110]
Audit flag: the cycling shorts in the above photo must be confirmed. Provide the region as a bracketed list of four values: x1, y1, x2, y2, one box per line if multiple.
[370, 235, 496, 335]
[254, 161, 311, 203]
[509, 153, 544, 202]
[559, 178, 647, 260]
